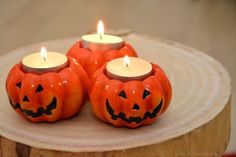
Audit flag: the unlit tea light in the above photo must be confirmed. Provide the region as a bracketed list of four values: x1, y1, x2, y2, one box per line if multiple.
[22, 47, 68, 74]
[81, 20, 123, 51]
[106, 56, 152, 81]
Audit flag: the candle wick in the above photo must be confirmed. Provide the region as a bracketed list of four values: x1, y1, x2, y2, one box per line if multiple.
[99, 33, 102, 40]
[125, 63, 128, 68]
[43, 56, 46, 62]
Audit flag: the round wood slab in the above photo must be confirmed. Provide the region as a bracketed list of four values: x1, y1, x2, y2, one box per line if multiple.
[0, 34, 231, 157]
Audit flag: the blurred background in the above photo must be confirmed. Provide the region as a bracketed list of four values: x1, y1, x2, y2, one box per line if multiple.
[0, 0, 235, 154]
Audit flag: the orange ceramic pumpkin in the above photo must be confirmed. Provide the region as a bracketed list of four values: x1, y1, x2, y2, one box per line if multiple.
[89, 64, 172, 128]
[66, 41, 138, 77]
[6, 57, 89, 122]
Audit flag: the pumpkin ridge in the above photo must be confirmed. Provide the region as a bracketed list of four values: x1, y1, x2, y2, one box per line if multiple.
[67, 41, 137, 77]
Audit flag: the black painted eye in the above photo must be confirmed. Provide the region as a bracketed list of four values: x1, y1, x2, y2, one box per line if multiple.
[36, 84, 43, 93]
[143, 89, 150, 99]
[16, 82, 21, 88]
[119, 90, 127, 99]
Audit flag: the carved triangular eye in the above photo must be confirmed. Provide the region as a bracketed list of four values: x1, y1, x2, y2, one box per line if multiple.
[36, 84, 44, 93]
[119, 90, 127, 99]
[143, 89, 150, 99]
[16, 82, 21, 88]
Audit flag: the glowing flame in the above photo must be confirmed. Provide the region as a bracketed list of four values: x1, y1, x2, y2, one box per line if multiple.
[124, 56, 130, 67]
[40, 47, 47, 61]
[97, 20, 104, 39]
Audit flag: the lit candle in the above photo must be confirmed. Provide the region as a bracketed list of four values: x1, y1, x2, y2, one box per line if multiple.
[81, 20, 124, 51]
[22, 47, 68, 74]
[106, 56, 152, 81]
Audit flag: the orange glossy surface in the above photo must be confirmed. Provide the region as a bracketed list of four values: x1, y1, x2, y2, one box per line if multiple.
[66, 41, 138, 77]
[89, 64, 172, 128]
[5, 57, 89, 122]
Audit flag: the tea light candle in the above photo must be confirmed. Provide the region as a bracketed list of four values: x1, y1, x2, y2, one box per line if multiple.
[81, 20, 124, 52]
[106, 56, 152, 81]
[22, 47, 68, 74]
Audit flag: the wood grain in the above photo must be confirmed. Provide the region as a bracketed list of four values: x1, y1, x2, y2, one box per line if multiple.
[0, 96, 231, 157]
[0, 34, 231, 156]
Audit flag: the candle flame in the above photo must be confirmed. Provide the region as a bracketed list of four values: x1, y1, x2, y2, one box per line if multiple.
[124, 56, 130, 67]
[97, 20, 104, 40]
[40, 47, 47, 61]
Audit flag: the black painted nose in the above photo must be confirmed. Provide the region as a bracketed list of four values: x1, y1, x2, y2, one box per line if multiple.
[23, 95, 29, 102]
[132, 103, 140, 110]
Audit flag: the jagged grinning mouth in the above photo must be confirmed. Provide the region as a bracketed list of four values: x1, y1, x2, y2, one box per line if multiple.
[10, 97, 57, 118]
[106, 99, 163, 124]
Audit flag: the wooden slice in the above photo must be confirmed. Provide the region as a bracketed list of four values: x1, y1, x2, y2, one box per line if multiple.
[0, 34, 231, 157]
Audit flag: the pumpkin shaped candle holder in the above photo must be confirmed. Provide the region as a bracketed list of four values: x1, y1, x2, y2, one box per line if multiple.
[89, 63, 172, 128]
[66, 41, 138, 77]
[5, 56, 89, 123]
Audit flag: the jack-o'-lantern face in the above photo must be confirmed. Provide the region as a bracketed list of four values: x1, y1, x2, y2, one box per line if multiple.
[90, 64, 172, 128]
[6, 57, 89, 122]
[9, 73, 66, 122]
[106, 90, 163, 124]
[10, 81, 58, 119]
[103, 81, 163, 128]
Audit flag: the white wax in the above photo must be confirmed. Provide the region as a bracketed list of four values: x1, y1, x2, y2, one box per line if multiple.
[22, 52, 68, 74]
[106, 57, 152, 81]
[81, 34, 124, 52]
